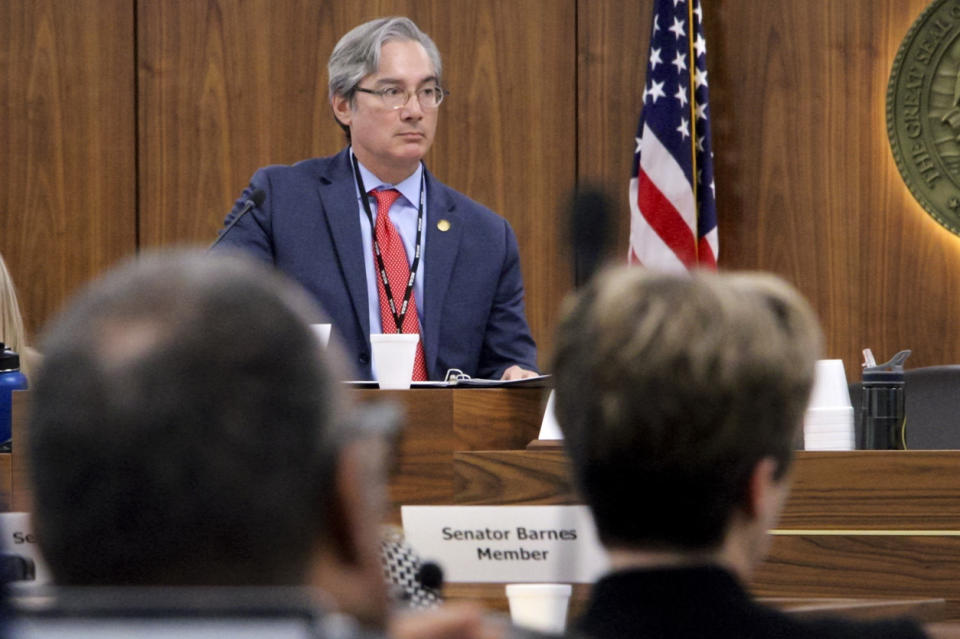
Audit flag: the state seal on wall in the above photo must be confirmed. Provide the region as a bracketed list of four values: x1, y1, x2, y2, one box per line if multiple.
[888, 0, 960, 235]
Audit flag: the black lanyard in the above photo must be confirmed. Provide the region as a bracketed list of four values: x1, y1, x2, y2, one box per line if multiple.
[351, 153, 425, 332]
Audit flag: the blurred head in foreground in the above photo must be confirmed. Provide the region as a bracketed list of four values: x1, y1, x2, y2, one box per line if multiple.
[552, 267, 822, 576]
[28, 250, 391, 626]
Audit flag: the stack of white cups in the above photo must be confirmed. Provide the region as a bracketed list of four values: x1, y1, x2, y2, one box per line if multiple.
[803, 359, 855, 451]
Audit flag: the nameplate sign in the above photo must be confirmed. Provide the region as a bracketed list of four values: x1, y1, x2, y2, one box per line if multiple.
[401, 505, 608, 583]
[0, 512, 51, 583]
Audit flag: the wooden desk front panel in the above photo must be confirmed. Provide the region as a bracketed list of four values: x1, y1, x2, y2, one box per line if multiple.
[353, 388, 545, 518]
[783, 451, 960, 530]
[358, 389, 458, 509]
[757, 534, 960, 620]
[10, 388, 546, 519]
[445, 582, 945, 623]
[453, 450, 960, 529]
[454, 449, 574, 505]
[18, 386, 960, 619]
[10, 392, 29, 511]
[452, 449, 960, 620]
[0, 454, 11, 509]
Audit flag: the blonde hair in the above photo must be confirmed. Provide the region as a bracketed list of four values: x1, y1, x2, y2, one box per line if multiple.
[552, 267, 823, 550]
[0, 252, 31, 379]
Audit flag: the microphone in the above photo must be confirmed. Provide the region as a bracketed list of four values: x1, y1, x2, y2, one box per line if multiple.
[568, 186, 612, 288]
[209, 188, 266, 250]
[417, 561, 444, 590]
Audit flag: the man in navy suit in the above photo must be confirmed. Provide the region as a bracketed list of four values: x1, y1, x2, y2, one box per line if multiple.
[215, 17, 537, 381]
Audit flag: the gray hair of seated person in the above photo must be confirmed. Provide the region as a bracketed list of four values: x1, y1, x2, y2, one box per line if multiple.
[29, 250, 342, 586]
[551, 267, 822, 553]
[327, 16, 442, 138]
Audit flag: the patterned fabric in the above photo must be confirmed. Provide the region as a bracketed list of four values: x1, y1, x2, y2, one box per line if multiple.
[371, 188, 428, 381]
[380, 526, 441, 609]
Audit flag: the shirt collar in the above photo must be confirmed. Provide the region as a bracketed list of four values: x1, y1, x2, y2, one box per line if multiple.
[352, 150, 424, 208]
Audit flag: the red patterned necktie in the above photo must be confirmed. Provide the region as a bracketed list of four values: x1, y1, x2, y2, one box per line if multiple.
[370, 188, 428, 381]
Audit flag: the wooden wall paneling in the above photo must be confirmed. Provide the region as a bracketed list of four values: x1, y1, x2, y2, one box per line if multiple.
[138, 0, 575, 370]
[0, 0, 136, 339]
[580, 0, 960, 371]
[577, 0, 654, 262]
[15, 0, 960, 383]
[137, 0, 338, 248]
[137, 0, 425, 246]
[706, 0, 960, 371]
[424, 1, 577, 365]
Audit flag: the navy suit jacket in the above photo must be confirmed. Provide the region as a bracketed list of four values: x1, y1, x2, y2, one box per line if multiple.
[215, 148, 538, 380]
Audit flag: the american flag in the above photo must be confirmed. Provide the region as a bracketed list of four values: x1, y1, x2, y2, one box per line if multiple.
[629, 0, 717, 270]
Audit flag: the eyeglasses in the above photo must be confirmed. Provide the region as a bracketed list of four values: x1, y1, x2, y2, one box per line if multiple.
[355, 85, 447, 110]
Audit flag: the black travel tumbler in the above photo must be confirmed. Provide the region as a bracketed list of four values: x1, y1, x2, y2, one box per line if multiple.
[860, 349, 911, 450]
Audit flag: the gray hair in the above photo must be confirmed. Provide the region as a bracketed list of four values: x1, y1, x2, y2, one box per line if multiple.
[328, 16, 442, 103]
[30, 250, 345, 586]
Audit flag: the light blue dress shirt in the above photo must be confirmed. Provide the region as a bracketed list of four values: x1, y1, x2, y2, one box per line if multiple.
[352, 153, 427, 378]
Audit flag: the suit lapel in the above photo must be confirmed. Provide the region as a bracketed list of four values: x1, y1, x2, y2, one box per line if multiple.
[423, 170, 463, 377]
[317, 149, 370, 338]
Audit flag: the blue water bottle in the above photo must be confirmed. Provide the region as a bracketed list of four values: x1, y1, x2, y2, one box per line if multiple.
[0, 343, 29, 452]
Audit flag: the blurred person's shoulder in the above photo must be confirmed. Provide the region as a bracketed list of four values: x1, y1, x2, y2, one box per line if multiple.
[795, 616, 928, 639]
[507, 629, 587, 639]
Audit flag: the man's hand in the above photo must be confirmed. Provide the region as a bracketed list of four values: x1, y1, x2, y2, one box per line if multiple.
[501, 365, 539, 380]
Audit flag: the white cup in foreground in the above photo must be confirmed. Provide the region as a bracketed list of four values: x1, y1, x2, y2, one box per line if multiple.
[310, 323, 332, 349]
[505, 583, 572, 634]
[370, 333, 419, 389]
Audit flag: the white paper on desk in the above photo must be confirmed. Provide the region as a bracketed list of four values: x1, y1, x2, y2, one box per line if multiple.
[344, 375, 551, 389]
[454, 374, 552, 388]
[402, 505, 608, 583]
[538, 390, 563, 440]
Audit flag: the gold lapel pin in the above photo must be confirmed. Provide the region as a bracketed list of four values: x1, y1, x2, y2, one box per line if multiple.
[437, 219, 451, 232]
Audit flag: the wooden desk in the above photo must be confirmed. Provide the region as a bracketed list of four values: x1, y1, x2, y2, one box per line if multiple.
[443, 582, 944, 623]
[12, 387, 956, 621]
[353, 388, 545, 520]
[8, 388, 548, 520]
[452, 448, 960, 620]
[0, 454, 11, 509]
[763, 596, 944, 622]
[5, 391, 29, 511]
